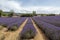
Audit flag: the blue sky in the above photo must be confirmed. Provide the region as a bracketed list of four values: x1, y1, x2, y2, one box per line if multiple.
[20, 0, 60, 7]
[0, 0, 60, 14]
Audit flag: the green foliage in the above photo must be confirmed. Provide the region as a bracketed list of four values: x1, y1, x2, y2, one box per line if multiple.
[1, 24, 7, 27]
[20, 14, 33, 17]
[8, 13, 13, 17]
[47, 14, 55, 16]
[32, 11, 37, 16]
[0, 10, 3, 17]
[8, 24, 18, 31]
[41, 14, 44, 16]
[2, 13, 7, 16]
[8, 10, 14, 17]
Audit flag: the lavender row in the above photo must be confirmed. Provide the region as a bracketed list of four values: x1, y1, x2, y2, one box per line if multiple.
[34, 16, 60, 27]
[19, 18, 37, 39]
[0, 17, 20, 26]
[0, 17, 27, 31]
[8, 17, 26, 31]
[32, 17, 60, 40]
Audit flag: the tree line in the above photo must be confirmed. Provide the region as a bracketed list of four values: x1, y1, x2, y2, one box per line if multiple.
[0, 10, 37, 17]
[0, 10, 14, 17]
[0, 10, 56, 17]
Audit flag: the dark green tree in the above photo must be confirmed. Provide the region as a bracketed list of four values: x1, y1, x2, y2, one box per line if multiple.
[47, 14, 55, 16]
[32, 11, 36, 16]
[8, 10, 14, 17]
[0, 10, 3, 17]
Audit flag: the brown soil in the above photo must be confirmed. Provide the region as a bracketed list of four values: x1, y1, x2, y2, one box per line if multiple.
[0, 18, 28, 40]
[31, 18, 49, 40]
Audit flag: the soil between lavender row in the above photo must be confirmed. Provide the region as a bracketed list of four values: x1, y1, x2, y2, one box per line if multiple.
[0, 18, 48, 40]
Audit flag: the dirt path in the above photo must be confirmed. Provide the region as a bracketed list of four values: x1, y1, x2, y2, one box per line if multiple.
[31, 19, 48, 40]
[4, 18, 28, 40]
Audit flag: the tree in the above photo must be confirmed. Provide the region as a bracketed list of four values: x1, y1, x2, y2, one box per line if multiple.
[2, 13, 7, 16]
[0, 10, 3, 17]
[47, 14, 55, 16]
[8, 10, 14, 17]
[32, 11, 36, 16]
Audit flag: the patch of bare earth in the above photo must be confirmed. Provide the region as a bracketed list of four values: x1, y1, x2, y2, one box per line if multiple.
[0, 27, 9, 40]
[0, 18, 28, 40]
[31, 19, 49, 40]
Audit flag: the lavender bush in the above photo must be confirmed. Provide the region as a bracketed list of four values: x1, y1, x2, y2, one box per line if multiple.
[7, 17, 26, 31]
[32, 16, 60, 40]
[19, 18, 37, 40]
[34, 16, 60, 27]
[0, 17, 26, 31]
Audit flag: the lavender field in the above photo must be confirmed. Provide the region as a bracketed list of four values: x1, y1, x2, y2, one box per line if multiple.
[1, 0, 60, 40]
[0, 16, 60, 40]
[32, 16, 60, 40]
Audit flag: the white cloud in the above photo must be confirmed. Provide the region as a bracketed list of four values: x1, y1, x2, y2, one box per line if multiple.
[0, 0, 60, 14]
[0, 0, 22, 12]
[22, 6, 60, 14]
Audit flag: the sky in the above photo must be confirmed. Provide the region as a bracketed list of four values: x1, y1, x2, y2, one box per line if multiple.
[0, 0, 60, 14]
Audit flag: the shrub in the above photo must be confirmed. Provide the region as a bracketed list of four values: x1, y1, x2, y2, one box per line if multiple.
[1, 24, 7, 27]
[20, 29, 35, 39]
[8, 24, 18, 31]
